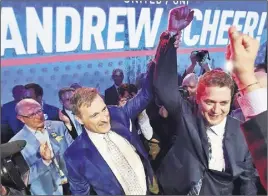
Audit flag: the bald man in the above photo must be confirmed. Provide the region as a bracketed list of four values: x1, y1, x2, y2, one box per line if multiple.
[182, 73, 198, 98]
[9, 99, 73, 195]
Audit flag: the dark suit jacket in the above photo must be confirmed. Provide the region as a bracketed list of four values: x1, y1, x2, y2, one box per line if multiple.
[64, 61, 155, 195]
[105, 85, 119, 105]
[43, 103, 60, 121]
[61, 109, 79, 139]
[153, 32, 257, 195]
[241, 111, 267, 190]
[1, 100, 24, 134]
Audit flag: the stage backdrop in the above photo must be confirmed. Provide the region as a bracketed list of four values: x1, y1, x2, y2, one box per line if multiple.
[1, 0, 267, 106]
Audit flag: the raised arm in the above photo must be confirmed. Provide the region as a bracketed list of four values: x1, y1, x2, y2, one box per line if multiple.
[153, 32, 183, 117]
[153, 6, 194, 117]
[122, 61, 155, 120]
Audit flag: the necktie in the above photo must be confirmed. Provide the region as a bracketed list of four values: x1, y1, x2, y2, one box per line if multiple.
[207, 131, 212, 161]
[187, 130, 213, 195]
[103, 133, 144, 195]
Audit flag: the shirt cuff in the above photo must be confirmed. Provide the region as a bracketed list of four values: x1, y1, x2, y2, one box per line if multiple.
[237, 88, 267, 121]
[42, 159, 52, 166]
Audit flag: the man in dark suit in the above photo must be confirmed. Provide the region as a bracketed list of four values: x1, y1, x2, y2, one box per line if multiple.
[153, 7, 257, 194]
[58, 87, 83, 139]
[104, 69, 124, 105]
[1, 85, 25, 135]
[64, 63, 154, 195]
[24, 83, 60, 121]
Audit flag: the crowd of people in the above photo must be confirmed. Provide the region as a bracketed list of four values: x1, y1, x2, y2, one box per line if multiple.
[1, 5, 267, 195]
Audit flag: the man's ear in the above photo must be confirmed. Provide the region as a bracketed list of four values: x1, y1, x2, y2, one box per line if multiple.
[17, 115, 25, 123]
[75, 115, 84, 125]
[37, 96, 42, 104]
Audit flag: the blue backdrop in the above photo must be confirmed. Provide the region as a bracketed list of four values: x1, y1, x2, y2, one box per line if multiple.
[1, 0, 267, 107]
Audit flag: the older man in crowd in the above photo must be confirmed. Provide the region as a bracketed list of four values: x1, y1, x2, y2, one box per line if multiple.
[9, 99, 73, 195]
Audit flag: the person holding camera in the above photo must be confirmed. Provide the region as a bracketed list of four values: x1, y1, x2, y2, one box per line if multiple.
[182, 50, 212, 79]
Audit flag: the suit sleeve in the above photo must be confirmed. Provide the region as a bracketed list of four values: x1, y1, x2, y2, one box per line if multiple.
[153, 32, 190, 117]
[1, 105, 8, 125]
[64, 154, 91, 195]
[241, 111, 267, 190]
[104, 89, 110, 105]
[238, 150, 258, 195]
[61, 122, 74, 147]
[122, 61, 155, 120]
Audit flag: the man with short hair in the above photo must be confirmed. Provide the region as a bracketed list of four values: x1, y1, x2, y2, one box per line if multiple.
[154, 24, 257, 194]
[64, 65, 155, 195]
[104, 69, 124, 105]
[64, 6, 194, 195]
[58, 87, 83, 139]
[24, 83, 59, 121]
[1, 85, 25, 135]
[9, 99, 73, 195]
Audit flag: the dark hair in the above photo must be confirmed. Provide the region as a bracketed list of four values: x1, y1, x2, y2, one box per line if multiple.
[12, 85, 24, 96]
[196, 70, 235, 99]
[70, 87, 98, 117]
[24, 83, 43, 97]
[58, 87, 75, 100]
[129, 84, 138, 95]
[118, 84, 129, 97]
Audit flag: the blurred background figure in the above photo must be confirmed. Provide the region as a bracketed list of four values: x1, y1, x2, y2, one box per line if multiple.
[1, 85, 25, 140]
[70, 83, 82, 89]
[24, 83, 60, 121]
[105, 69, 124, 105]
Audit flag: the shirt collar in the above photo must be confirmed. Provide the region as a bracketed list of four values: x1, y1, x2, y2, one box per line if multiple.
[208, 117, 227, 136]
[85, 128, 106, 139]
[25, 124, 45, 134]
[64, 109, 73, 116]
[114, 84, 119, 89]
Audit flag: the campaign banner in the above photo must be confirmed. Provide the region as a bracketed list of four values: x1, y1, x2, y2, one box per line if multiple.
[1, 0, 267, 106]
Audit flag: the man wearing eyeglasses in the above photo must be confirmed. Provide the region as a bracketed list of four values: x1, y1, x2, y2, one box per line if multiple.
[9, 98, 73, 195]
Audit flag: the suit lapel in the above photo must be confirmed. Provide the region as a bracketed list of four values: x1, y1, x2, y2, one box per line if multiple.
[110, 118, 148, 159]
[184, 112, 208, 167]
[62, 109, 75, 128]
[113, 85, 118, 96]
[22, 126, 40, 150]
[196, 112, 210, 164]
[224, 116, 243, 176]
[81, 130, 123, 193]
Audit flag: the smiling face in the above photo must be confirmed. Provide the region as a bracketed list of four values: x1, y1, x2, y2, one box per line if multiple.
[196, 70, 234, 126]
[16, 99, 45, 130]
[76, 95, 111, 134]
[197, 86, 231, 126]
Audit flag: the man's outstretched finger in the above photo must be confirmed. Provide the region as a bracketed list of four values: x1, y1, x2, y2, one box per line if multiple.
[228, 26, 243, 52]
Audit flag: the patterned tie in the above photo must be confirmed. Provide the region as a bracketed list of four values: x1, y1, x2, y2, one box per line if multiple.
[187, 130, 213, 195]
[207, 132, 213, 162]
[103, 133, 144, 195]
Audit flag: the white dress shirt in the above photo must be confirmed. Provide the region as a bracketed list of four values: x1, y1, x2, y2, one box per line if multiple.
[87, 129, 147, 194]
[64, 109, 82, 136]
[26, 125, 54, 166]
[238, 88, 267, 121]
[137, 110, 153, 140]
[207, 117, 227, 172]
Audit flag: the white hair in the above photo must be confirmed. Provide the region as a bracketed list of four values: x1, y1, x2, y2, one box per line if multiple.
[15, 98, 40, 115]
